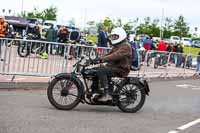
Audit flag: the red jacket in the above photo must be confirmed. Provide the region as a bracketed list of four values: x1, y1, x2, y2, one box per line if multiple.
[157, 41, 167, 51]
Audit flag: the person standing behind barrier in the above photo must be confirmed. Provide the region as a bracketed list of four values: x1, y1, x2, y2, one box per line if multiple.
[176, 44, 183, 67]
[97, 26, 109, 56]
[167, 43, 174, 63]
[157, 40, 167, 66]
[196, 52, 200, 75]
[57, 25, 69, 56]
[45, 24, 57, 54]
[32, 23, 41, 40]
[0, 16, 8, 61]
[31, 23, 41, 53]
[157, 40, 167, 51]
[143, 37, 150, 51]
[0, 16, 8, 38]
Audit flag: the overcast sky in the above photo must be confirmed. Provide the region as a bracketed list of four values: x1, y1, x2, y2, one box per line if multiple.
[0, 0, 200, 30]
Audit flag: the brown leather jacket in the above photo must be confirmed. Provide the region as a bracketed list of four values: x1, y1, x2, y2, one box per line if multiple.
[101, 40, 132, 77]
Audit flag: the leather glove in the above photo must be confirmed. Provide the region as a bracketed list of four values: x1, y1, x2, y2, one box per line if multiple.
[92, 58, 102, 64]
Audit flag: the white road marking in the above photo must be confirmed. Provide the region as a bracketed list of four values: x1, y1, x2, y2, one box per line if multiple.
[192, 88, 200, 90]
[177, 119, 200, 130]
[176, 84, 200, 90]
[168, 118, 200, 133]
[176, 84, 196, 88]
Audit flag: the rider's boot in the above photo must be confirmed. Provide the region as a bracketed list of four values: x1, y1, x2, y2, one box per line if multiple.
[98, 88, 112, 102]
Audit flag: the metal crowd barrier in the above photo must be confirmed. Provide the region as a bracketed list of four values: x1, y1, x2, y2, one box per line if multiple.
[0, 38, 198, 80]
[142, 50, 197, 79]
[0, 38, 71, 77]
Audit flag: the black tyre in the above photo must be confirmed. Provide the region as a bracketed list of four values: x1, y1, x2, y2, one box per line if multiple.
[117, 83, 146, 113]
[47, 76, 83, 110]
[17, 42, 30, 57]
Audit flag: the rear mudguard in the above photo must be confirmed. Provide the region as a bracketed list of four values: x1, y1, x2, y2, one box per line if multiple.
[54, 73, 85, 99]
[124, 77, 150, 96]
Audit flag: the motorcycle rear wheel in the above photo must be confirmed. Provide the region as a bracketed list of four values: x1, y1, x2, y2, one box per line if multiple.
[117, 83, 146, 113]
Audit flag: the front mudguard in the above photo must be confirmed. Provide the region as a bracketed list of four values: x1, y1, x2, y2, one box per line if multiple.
[126, 77, 150, 96]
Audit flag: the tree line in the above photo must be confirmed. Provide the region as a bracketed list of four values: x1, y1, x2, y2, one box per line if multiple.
[19, 6, 193, 38]
[92, 15, 191, 38]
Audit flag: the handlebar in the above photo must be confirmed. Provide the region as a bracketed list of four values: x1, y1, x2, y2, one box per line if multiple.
[72, 57, 93, 68]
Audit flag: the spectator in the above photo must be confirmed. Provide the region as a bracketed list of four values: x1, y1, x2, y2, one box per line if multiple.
[128, 35, 137, 49]
[30, 23, 41, 53]
[97, 26, 109, 56]
[157, 40, 167, 51]
[0, 16, 8, 38]
[156, 40, 167, 66]
[58, 25, 69, 43]
[176, 44, 183, 67]
[196, 51, 200, 75]
[32, 23, 41, 40]
[45, 24, 57, 54]
[0, 16, 8, 61]
[167, 43, 173, 52]
[142, 37, 150, 51]
[57, 25, 69, 56]
[98, 26, 109, 47]
[167, 43, 174, 64]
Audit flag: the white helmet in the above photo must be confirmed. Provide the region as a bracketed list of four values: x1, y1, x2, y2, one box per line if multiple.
[110, 27, 127, 45]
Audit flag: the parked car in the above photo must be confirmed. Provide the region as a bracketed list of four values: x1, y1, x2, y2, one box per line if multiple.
[136, 34, 149, 41]
[43, 20, 56, 30]
[191, 40, 200, 48]
[181, 37, 192, 46]
[152, 37, 161, 42]
[128, 31, 136, 42]
[163, 38, 171, 44]
[192, 60, 197, 67]
[170, 36, 180, 44]
[27, 18, 42, 28]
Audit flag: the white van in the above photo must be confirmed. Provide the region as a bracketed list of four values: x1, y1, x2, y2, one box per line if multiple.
[181, 37, 192, 46]
[170, 36, 180, 44]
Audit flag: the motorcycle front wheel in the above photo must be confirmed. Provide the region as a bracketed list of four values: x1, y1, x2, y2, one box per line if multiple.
[47, 76, 83, 110]
[117, 83, 146, 113]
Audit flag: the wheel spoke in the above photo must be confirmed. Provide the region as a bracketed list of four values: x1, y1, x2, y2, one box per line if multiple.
[51, 78, 79, 107]
[119, 84, 143, 111]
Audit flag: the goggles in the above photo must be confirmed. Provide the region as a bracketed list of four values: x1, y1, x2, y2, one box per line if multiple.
[111, 34, 119, 40]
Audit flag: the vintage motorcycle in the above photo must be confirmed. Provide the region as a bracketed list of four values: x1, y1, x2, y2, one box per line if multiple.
[47, 31, 150, 113]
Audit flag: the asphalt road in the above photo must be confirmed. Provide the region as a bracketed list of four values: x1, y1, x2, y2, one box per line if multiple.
[0, 79, 200, 133]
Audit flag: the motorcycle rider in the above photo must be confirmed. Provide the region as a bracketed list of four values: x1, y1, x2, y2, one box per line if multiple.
[92, 27, 132, 101]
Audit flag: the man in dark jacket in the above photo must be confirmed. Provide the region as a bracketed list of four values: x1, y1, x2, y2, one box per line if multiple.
[176, 44, 183, 67]
[97, 26, 109, 56]
[57, 26, 69, 56]
[196, 51, 200, 75]
[32, 23, 41, 40]
[31, 23, 41, 53]
[92, 27, 132, 101]
[98, 26, 109, 47]
[45, 24, 56, 54]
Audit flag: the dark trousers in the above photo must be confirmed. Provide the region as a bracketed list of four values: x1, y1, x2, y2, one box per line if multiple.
[94, 66, 120, 94]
